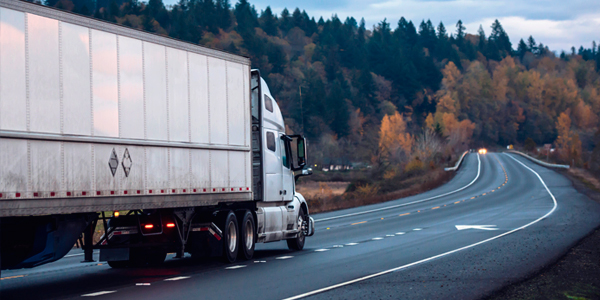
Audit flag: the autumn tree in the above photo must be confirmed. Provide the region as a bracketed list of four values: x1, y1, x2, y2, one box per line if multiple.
[379, 111, 413, 165]
[555, 112, 572, 161]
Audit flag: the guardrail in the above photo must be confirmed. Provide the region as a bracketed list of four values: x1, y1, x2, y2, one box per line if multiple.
[506, 150, 570, 169]
[444, 151, 469, 171]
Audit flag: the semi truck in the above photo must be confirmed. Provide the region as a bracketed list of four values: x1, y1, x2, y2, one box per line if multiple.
[0, 0, 314, 271]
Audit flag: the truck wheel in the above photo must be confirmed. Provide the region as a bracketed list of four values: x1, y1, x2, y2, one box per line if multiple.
[107, 260, 129, 268]
[221, 211, 239, 263]
[287, 208, 307, 250]
[239, 211, 255, 260]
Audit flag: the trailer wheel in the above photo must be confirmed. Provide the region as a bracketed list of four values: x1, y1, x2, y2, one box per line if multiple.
[287, 208, 307, 250]
[221, 211, 239, 263]
[239, 211, 255, 260]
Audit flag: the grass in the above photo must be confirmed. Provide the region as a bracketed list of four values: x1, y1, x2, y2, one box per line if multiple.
[303, 168, 453, 214]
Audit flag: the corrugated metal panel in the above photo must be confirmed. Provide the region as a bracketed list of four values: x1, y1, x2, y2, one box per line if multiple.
[0, 8, 27, 131]
[208, 57, 228, 145]
[28, 13, 60, 134]
[143, 41, 168, 141]
[118, 35, 144, 139]
[91, 29, 119, 137]
[188, 53, 210, 144]
[61, 22, 91, 136]
[227, 61, 245, 146]
[167, 47, 190, 142]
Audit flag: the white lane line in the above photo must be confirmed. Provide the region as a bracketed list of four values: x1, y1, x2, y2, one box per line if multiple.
[225, 265, 247, 269]
[395, 232, 405, 235]
[164, 276, 190, 281]
[412, 228, 422, 231]
[283, 153, 558, 300]
[315, 154, 481, 222]
[332, 245, 344, 248]
[345, 243, 359, 246]
[315, 249, 330, 252]
[372, 237, 383, 240]
[65, 251, 99, 258]
[135, 283, 151, 286]
[386, 234, 395, 237]
[254, 261, 267, 263]
[276, 256, 294, 260]
[81, 291, 116, 297]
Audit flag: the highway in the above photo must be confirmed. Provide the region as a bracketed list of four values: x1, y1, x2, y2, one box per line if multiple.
[2, 152, 600, 299]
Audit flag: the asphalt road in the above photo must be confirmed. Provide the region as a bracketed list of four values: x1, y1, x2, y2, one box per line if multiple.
[2, 153, 600, 300]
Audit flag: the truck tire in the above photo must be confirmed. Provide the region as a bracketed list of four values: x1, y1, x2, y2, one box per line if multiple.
[221, 211, 239, 263]
[239, 211, 255, 260]
[287, 208, 307, 250]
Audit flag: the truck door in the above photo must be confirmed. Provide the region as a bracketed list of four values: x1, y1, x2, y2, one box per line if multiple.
[280, 134, 294, 201]
[264, 130, 283, 201]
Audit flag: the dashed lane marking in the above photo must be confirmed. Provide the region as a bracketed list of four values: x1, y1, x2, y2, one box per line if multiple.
[386, 234, 395, 237]
[276, 256, 294, 260]
[315, 249, 330, 252]
[225, 265, 247, 270]
[399, 213, 410, 216]
[372, 237, 383, 240]
[81, 291, 116, 297]
[136, 283, 151, 286]
[164, 276, 190, 281]
[395, 232, 405, 235]
[432, 206, 440, 210]
[351, 221, 367, 225]
[333, 245, 344, 248]
[345, 243, 359, 246]
[413, 228, 422, 231]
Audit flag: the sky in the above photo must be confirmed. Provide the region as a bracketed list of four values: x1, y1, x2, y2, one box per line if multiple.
[164, 0, 600, 53]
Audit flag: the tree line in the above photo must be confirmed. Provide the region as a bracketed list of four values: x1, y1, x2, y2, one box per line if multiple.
[35, 0, 600, 174]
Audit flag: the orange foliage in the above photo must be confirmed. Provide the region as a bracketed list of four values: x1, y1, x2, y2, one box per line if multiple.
[379, 111, 413, 164]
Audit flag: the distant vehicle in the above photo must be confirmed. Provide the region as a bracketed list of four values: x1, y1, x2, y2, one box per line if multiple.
[0, 0, 314, 271]
[478, 149, 488, 154]
[507, 145, 514, 150]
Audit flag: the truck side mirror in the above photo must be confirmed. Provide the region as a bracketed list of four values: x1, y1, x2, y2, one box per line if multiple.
[286, 135, 307, 171]
[296, 137, 306, 169]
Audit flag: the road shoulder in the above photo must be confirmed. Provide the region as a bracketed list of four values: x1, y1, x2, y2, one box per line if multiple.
[487, 169, 600, 300]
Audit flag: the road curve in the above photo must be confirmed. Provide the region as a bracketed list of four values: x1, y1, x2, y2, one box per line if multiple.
[2, 153, 600, 300]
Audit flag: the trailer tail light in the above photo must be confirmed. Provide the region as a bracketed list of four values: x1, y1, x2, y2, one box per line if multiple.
[113, 211, 120, 218]
[144, 224, 154, 229]
[166, 223, 175, 228]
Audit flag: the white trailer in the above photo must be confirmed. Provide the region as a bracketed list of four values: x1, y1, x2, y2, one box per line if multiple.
[0, 0, 313, 270]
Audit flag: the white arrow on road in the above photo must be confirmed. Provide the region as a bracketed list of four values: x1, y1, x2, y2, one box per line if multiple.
[455, 225, 499, 231]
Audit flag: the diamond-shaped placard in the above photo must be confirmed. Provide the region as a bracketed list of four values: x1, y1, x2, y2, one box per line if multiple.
[108, 148, 119, 177]
[122, 148, 132, 177]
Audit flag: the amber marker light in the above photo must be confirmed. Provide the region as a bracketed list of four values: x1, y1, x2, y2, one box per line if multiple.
[113, 211, 120, 218]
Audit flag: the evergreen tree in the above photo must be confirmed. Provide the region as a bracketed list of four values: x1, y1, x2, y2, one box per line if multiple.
[259, 7, 278, 36]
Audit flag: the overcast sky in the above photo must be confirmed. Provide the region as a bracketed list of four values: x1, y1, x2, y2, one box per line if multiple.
[165, 0, 599, 52]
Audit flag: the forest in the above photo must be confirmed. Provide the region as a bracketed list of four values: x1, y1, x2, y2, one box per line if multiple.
[33, 0, 600, 175]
